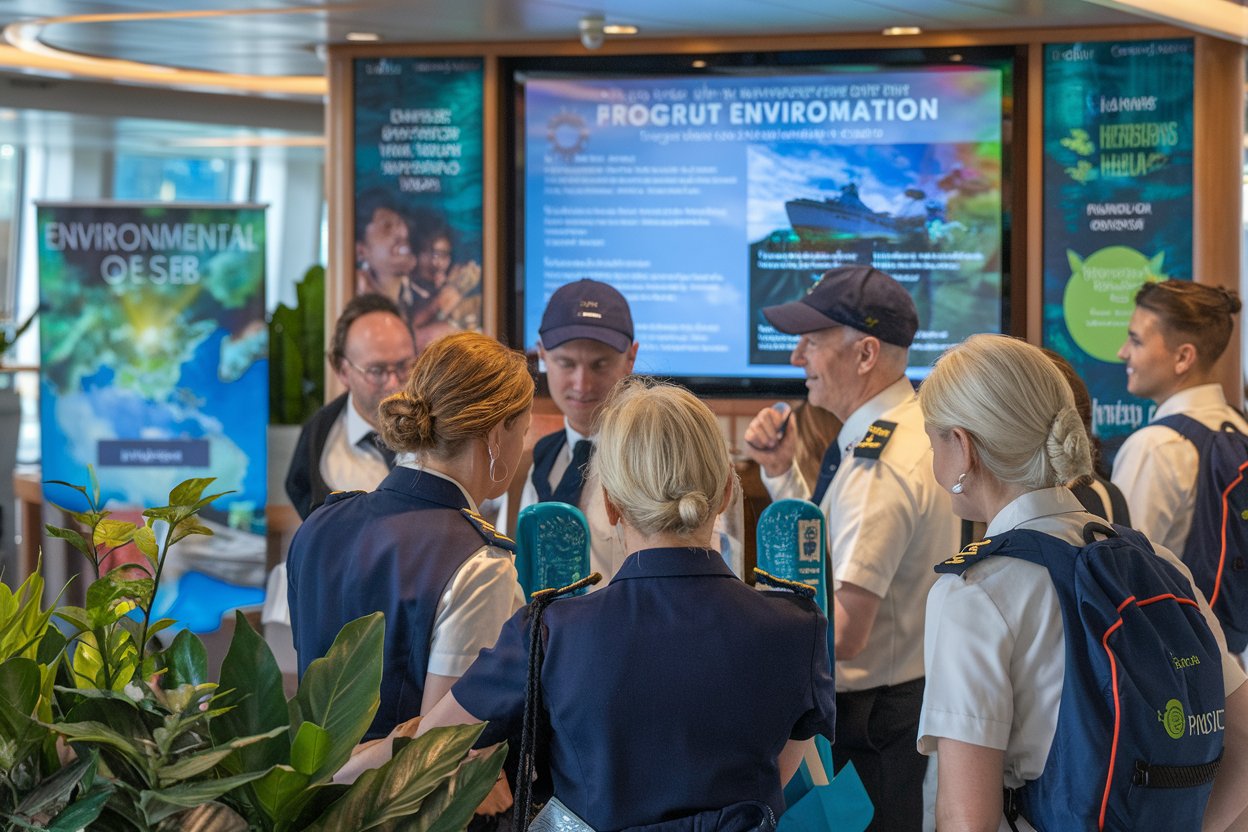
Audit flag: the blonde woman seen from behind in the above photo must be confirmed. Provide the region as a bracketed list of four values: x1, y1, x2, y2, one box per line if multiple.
[916, 334, 1248, 832]
[411, 379, 836, 829]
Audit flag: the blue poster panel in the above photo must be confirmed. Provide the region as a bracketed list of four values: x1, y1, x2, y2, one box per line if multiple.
[38, 203, 268, 529]
[354, 57, 484, 342]
[1042, 39, 1194, 460]
[521, 66, 1005, 381]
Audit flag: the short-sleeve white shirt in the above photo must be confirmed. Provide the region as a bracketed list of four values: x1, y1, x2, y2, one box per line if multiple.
[918, 487, 1246, 832]
[763, 376, 960, 690]
[264, 463, 524, 679]
[1112, 383, 1248, 555]
[508, 420, 744, 583]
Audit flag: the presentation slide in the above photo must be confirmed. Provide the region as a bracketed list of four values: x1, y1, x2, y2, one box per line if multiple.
[521, 66, 1004, 380]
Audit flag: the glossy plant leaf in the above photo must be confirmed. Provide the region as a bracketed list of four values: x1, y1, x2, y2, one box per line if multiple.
[290, 721, 330, 776]
[132, 525, 159, 567]
[289, 612, 384, 784]
[410, 743, 508, 832]
[92, 518, 137, 551]
[44, 785, 112, 832]
[163, 629, 209, 690]
[44, 524, 92, 561]
[169, 478, 216, 507]
[141, 770, 274, 824]
[301, 723, 488, 832]
[12, 749, 98, 820]
[249, 763, 312, 826]
[211, 611, 289, 775]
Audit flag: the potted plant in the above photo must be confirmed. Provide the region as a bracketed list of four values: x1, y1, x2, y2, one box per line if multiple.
[0, 469, 502, 830]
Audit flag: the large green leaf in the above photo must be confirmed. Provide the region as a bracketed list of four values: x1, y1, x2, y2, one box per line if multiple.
[289, 612, 384, 784]
[44, 785, 112, 832]
[138, 769, 273, 824]
[290, 721, 330, 776]
[300, 723, 487, 832]
[154, 726, 286, 785]
[163, 629, 209, 690]
[211, 611, 289, 774]
[407, 743, 508, 832]
[51, 720, 147, 768]
[12, 749, 98, 820]
[0, 656, 41, 713]
[169, 478, 217, 507]
[248, 764, 312, 826]
[132, 525, 159, 568]
[44, 524, 92, 561]
[93, 518, 137, 551]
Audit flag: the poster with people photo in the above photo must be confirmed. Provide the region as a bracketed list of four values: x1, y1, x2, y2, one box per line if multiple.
[353, 57, 484, 348]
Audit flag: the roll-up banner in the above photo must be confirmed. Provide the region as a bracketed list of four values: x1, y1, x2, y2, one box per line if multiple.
[38, 202, 268, 533]
[353, 57, 484, 343]
[1041, 39, 1194, 461]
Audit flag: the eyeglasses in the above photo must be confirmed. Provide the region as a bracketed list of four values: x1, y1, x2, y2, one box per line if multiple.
[343, 356, 418, 385]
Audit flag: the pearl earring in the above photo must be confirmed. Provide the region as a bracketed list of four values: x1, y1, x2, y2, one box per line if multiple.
[951, 473, 967, 495]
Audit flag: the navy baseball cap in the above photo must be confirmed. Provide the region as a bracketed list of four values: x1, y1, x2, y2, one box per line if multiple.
[762, 266, 919, 347]
[539, 279, 635, 352]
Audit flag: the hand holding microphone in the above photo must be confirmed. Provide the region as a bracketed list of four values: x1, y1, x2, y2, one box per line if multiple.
[743, 401, 797, 478]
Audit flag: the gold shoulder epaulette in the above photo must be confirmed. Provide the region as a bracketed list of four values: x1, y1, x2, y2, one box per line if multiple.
[753, 567, 817, 599]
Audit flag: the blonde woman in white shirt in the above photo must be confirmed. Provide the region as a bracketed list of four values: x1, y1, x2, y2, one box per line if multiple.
[916, 334, 1248, 832]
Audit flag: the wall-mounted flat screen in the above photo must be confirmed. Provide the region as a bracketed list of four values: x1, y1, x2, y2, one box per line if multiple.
[511, 50, 1015, 393]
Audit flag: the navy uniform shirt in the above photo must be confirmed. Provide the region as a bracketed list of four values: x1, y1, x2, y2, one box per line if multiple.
[453, 546, 836, 829]
[287, 467, 511, 739]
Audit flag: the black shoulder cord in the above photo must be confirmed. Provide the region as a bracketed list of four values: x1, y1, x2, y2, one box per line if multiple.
[514, 572, 602, 832]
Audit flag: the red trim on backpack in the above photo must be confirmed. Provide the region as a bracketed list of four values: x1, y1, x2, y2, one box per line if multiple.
[1215, 461, 1248, 606]
[1100, 614, 1126, 831]
[1099, 593, 1200, 829]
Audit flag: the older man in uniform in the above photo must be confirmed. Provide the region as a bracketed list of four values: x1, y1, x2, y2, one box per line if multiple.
[744, 266, 958, 831]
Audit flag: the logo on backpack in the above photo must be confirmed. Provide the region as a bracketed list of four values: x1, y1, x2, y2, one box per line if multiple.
[1162, 699, 1186, 740]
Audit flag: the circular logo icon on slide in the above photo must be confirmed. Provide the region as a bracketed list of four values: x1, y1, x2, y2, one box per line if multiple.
[1164, 699, 1186, 740]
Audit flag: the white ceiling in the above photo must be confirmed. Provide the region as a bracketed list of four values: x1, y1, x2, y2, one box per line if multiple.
[0, 0, 1152, 79]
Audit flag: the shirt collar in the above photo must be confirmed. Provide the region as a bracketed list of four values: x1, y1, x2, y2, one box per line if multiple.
[986, 486, 1085, 536]
[344, 393, 378, 447]
[610, 547, 736, 583]
[836, 376, 916, 453]
[563, 418, 592, 448]
[390, 462, 479, 513]
[1152, 383, 1229, 421]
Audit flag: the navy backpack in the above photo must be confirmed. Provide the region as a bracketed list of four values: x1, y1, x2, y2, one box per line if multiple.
[1154, 414, 1248, 653]
[936, 522, 1225, 831]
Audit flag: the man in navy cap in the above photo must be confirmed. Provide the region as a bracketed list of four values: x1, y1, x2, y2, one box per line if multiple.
[507, 279, 639, 581]
[744, 266, 958, 832]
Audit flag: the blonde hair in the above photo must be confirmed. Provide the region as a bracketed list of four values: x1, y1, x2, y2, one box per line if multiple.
[920, 334, 1091, 488]
[378, 331, 533, 458]
[592, 378, 731, 537]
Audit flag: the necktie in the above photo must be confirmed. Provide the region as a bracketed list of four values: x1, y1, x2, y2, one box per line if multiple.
[810, 440, 842, 505]
[552, 439, 593, 506]
[359, 431, 397, 468]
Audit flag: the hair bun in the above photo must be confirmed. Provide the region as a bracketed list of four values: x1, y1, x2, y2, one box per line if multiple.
[1046, 405, 1091, 485]
[378, 391, 434, 450]
[1219, 286, 1243, 316]
[675, 491, 710, 529]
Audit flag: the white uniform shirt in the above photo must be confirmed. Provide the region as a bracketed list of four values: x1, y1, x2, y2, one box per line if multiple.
[265, 461, 524, 678]
[1112, 383, 1248, 555]
[918, 487, 1246, 832]
[507, 421, 744, 584]
[763, 377, 959, 690]
[320, 393, 392, 494]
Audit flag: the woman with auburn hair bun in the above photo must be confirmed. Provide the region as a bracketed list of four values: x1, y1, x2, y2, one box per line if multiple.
[915, 334, 1248, 832]
[287, 330, 533, 755]
[392, 378, 837, 830]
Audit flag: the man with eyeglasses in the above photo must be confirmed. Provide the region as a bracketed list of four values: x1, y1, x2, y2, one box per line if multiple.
[285, 293, 417, 519]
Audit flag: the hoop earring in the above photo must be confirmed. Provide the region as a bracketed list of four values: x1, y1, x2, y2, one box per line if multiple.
[488, 445, 509, 484]
[951, 473, 967, 495]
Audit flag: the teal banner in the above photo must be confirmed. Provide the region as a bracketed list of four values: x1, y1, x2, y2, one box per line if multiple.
[1042, 39, 1194, 461]
[38, 202, 268, 530]
[353, 57, 484, 341]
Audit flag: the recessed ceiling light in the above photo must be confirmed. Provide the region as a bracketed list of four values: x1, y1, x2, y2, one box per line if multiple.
[346, 32, 381, 42]
[882, 26, 922, 36]
[602, 24, 638, 35]
[691, 59, 707, 68]
[949, 53, 964, 62]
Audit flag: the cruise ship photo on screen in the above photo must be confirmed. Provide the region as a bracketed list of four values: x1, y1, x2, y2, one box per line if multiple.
[784, 184, 933, 240]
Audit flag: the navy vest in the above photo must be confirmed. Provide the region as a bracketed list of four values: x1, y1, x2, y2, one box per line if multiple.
[287, 467, 511, 739]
